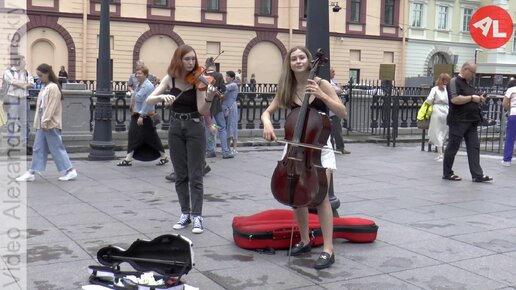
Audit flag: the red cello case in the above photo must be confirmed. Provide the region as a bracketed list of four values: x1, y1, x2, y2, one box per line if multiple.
[232, 209, 378, 251]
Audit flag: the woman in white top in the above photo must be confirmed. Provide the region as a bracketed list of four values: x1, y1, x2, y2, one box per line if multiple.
[426, 73, 451, 161]
[16, 63, 77, 182]
[502, 79, 516, 166]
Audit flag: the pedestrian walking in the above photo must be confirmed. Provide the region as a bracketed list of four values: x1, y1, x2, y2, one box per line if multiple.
[224, 71, 239, 154]
[146, 44, 217, 234]
[261, 46, 347, 269]
[117, 66, 169, 166]
[329, 67, 350, 154]
[442, 62, 492, 182]
[426, 73, 451, 161]
[16, 63, 77, 182]
[501, 78, 516, 167]
[2, 55, 34, 151]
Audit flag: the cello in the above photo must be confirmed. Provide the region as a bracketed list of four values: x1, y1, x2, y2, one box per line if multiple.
[270, 49, 331, 208]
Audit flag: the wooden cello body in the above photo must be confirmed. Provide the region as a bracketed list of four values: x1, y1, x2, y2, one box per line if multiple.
[270, 49, 330, 208]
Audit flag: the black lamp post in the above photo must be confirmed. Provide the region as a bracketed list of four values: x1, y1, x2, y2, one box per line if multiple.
[306, 0, 341, 216]
[89, 0, 115, 160]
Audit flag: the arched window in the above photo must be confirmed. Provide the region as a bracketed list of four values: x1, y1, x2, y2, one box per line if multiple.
[426, 52, 449, 76]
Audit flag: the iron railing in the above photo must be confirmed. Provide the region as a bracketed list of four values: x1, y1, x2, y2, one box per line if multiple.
[28, 80, 510, 155]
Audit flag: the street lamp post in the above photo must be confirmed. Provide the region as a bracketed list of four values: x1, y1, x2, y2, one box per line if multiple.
[306, 0, 341, 216]
[88, 0, 115, 160]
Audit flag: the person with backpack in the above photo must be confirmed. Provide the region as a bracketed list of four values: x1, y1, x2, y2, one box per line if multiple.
[2, 55, 34, 152]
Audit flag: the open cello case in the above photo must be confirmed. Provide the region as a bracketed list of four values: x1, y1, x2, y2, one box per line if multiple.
[87, 234, 194, 290]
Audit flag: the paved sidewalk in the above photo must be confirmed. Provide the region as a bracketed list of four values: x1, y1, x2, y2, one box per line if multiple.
[3, 143, 516, 289]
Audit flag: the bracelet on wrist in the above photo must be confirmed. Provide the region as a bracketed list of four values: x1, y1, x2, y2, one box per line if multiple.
[471, 95, 473, 102]
[205, 98, 212, 103]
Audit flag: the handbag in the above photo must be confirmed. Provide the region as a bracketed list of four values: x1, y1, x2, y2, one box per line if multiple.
[0, 100, 7, 127]
[417, 119, 430, 130]
[150, 113, 161, 127]
[416, 101, 432, 129]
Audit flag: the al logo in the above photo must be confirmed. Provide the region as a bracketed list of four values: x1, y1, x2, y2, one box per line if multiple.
[470, 5, 513, 49]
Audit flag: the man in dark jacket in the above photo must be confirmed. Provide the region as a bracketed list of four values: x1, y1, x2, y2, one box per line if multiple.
[442, 61, 492, 182]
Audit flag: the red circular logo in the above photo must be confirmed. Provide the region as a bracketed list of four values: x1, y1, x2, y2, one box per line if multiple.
[470, 5, 513, 49]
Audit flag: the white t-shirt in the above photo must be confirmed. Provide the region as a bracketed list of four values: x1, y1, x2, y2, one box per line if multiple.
[504, 86, 516, 116]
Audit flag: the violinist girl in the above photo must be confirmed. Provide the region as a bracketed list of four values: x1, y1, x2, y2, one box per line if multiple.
[261, 46, 347, 269]
[147, 45, 216, 234]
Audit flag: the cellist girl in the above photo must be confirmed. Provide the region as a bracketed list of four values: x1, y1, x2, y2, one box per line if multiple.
[261, 46, 347, 269]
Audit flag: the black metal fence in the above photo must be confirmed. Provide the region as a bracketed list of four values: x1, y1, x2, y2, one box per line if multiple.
[51, 80, 510, 155]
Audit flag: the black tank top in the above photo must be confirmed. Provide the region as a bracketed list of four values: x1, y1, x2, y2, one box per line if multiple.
[292, 97, 328, 114]
[170, 78, 198, 113]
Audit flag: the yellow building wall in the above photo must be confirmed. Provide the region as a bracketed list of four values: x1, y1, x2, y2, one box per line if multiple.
[20, 1, 404, 84]
[22, 28, 68, 75]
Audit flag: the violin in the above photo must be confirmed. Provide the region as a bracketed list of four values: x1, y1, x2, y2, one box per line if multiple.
[270, 49, 331, 208]
[184, 66, 225, 100]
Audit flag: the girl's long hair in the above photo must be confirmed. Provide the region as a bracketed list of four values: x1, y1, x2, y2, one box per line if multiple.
[37, 63, 62, 99]
[275, 46, 312, 108]
[436, 73, 451, 90]
[167, 45, 199, 79]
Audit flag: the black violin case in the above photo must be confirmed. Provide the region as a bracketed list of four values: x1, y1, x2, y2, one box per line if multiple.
[233, 209, 378, 251]
[87, 234, 194, 290]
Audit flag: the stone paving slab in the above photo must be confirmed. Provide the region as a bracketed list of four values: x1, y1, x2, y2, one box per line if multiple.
[2, 143, 516, 289]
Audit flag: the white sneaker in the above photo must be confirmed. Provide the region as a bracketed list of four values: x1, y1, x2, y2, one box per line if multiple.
[16, 171, 35, 182]
[58, 169, 77, 181]
[173, 214, 191, 230]
[434, 155, 443, 162]
[501, 161, 511, 167]
[192, 216, 204, 234]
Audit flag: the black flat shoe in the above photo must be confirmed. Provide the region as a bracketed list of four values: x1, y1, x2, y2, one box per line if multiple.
[287, 241, 311, 256]
[314, 252, 335, 270]
[165, 172, 176, 182]
[473, 175, 493, 183]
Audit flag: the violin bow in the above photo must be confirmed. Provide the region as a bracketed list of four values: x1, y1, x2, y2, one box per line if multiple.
[246, 138, 343, 154]
[102, 254, 188, 267]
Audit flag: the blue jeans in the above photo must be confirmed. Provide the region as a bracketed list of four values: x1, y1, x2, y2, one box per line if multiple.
[205, 116, 215, 154]
[213, 111, 230, 153]
[503, 115, 516, 162]
[31, 128, 73, 174]
[4, 96, 30, 146]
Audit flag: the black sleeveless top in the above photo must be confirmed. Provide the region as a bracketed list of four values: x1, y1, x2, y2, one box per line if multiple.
[292, 97, 328, 114]
[170, 78, 198, 113]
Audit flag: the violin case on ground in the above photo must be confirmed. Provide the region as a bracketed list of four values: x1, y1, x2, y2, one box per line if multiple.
[232, 209, 378, 251]
[86, 234, 195, 290]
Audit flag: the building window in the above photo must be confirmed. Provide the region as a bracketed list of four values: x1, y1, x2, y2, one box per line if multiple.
[462, 8, 473, 32]
[349, 69, 360, 84]
[153, 0, 167, 7]
[437, 5, 448, 30]
[383, 51, 394, 63]
[259, 0, 272, 16]
[350, 50, 361, 61]
[350, 0, 361, 22]
[384, 0, 394, 25]
[411, 3, 423, 28]
[207, 0, 219, 11]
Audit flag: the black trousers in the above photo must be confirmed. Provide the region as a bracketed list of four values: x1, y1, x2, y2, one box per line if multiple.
[330, 115, 345, 150]
[443, 121, 483, 179]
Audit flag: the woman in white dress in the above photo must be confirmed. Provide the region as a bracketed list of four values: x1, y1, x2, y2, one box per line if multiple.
[426, 73, 451, 161]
